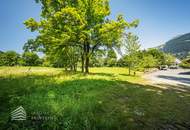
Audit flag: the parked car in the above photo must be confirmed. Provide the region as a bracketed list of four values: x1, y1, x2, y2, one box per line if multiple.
[159, 65, 168, 70]
[169, 65, 178, 69]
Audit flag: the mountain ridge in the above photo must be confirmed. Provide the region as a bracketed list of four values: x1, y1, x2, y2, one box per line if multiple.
[155, 33, 190, 59]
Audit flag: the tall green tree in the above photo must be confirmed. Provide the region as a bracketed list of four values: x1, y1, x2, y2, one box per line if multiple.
[140, 54, 157, 71]
[104, 49, 117, 67]
[90, 49, 105, 67]
[124, 33, 141, 75]
[146, 48, 164, 66]
[22, 52, 41, 66]
[24, 0, 138, 73]
[48, 46, 80, 71]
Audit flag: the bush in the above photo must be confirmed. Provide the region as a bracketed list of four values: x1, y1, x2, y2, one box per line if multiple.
[0, 51, 20, 66]
[179, 58, 190, 68]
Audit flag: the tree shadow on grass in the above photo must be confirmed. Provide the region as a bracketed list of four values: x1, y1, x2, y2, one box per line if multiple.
[0, 73, 190, 129]
[155, 83, 190, 93]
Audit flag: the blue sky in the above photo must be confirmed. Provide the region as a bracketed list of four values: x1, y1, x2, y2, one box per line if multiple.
[1, 0, 190, 53]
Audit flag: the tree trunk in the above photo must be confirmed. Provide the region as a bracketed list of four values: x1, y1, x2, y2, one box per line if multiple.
[129, 66, 131, 75]
[84, 43, 90, 73]
[74, 63, 77, 72]
[74, 65, 76, 72]
[81, 54, 84, 73]
[70, 65, 73, 71]
[85, 55, 89, 73]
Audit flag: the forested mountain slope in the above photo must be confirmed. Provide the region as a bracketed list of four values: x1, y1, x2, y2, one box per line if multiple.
[156, 33, 190, 59]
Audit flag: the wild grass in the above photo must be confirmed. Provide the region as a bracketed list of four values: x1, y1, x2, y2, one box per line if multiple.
[0, 66, 189, 129]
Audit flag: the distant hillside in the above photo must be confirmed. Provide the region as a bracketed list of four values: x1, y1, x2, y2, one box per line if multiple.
[156, 33, 190, 59]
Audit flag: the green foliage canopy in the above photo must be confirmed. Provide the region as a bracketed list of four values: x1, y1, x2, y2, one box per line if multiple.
[0, 51, 20, 66]
[22, 52, 41, 66]
[24, 0, 139, 73]
[123, 33, 141, 75]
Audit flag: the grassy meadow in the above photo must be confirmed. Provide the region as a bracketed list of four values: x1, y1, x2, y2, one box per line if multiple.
[0, 67, 190, 129]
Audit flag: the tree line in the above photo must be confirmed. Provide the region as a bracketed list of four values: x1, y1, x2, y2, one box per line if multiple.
[0, 32, 176, 75]
[0, 51, 42, 66]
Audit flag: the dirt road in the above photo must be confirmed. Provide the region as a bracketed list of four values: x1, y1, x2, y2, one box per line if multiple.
[144, 69, 190, 87]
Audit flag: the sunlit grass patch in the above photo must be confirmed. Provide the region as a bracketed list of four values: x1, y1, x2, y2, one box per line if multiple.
[0, 67, 189, 129]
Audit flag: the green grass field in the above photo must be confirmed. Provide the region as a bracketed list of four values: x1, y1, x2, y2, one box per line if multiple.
[0, 67, 190, 129]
